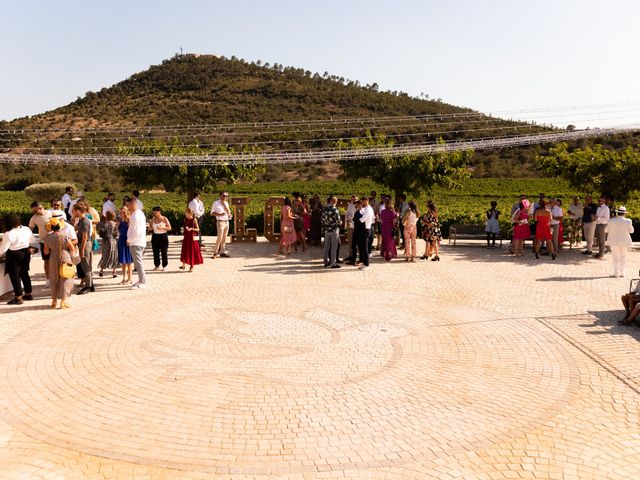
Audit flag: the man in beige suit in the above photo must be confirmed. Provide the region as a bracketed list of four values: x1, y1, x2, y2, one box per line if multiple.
[605, 206, 634, 277]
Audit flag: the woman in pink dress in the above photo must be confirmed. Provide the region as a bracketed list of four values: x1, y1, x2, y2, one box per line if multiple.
[277, 197, 298, 255]
[380, 199, 398, 261]
[180, 208, 203, 272]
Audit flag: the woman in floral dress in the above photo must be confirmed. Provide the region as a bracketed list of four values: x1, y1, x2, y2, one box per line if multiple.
[43, 217, 76, 309]
[97, 210, 119, 278]
[421, 201, 442, 261]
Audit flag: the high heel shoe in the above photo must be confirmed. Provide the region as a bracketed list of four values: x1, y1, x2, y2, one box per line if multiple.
[551, 254, 557, 260]
[535, 252, 540, 259]
[431, 256, 440, 261]
[421, 255, 428, 260]
[51, 300, 57, 309]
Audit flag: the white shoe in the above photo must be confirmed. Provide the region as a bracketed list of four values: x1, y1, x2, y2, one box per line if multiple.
[130, 283, 146, 289]
[44, 280, 50, 289]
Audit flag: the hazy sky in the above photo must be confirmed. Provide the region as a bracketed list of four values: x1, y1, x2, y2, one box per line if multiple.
[3, 0, 640, 127]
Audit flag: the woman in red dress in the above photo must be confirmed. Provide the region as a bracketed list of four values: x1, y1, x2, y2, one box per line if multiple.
[533, 200, 556, 260]
[511, 200, 530, 256]
[180, 208, 203, 272]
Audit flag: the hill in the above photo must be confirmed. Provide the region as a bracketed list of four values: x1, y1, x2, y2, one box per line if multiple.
[1, 54, 639, 190]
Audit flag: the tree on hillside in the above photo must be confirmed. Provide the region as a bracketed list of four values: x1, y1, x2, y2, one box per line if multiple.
[538, 143, 640, 200]
[337, 133, 472, 200]
[117, 139, 263, 199]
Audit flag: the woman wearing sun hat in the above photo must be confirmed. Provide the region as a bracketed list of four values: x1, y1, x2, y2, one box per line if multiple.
[43, 217, 76, 309]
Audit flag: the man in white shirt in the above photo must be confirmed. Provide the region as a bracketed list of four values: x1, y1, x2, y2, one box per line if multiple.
[594, 196, 610, 259]
[49, 199, 69, 221]
[0, 215, 34, 304]
[29, 201, 52, 287]
[68, 191, 83, 213]
[131, 190, 144, 211]
[61, 186, 73, 217]
[127, 198, 147, 288]
[606, 206, 634, 277]
[358, 196, 375, 268]
[368, 191, 378, 255]
[210, 191, 232, 258]
[102, 193, 117, 218]
[188, 192, 206, 246]
[549, 198, 564, 255]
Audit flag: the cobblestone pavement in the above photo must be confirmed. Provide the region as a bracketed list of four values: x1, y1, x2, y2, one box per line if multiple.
[2, 237, 640, 479]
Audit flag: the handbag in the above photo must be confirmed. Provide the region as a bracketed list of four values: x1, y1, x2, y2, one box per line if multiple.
[283, 225, 294, 233]
[58, 236, 76, 279]
[193, 234, 200, 241]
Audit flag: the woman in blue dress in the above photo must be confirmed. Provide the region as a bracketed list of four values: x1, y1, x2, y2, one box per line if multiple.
[117, 207, 134, 285]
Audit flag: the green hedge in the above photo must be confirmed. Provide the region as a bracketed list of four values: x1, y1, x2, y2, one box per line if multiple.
[3, 179, 640, 240]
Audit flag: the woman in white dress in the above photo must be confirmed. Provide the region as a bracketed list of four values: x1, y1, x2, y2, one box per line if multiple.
[485, 201, 500, 248]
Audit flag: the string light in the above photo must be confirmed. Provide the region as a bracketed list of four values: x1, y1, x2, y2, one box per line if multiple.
[0, 126, 637, 167]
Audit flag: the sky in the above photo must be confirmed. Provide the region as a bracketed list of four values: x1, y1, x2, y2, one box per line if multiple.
[2, 0, 640, 128]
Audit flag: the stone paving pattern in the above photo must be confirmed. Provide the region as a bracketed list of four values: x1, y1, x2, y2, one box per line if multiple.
[2, 237, 640, 479]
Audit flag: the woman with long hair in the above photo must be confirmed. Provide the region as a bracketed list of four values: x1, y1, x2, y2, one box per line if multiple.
[533, 199, 556, 260]
[421, 201, 442, 261]
[180, 208, 203, 272]
[149, 206, 171, 271]
[380, 198, 398, 261]
[485, 201, 500, 248]
[97, 210, 119, 278]
[117, 207, 134, 285]
[402, 201, 420, 261]
[277, 197, 298, 255]
[511, 200, 531, 256]
[292, 195, 307, 252]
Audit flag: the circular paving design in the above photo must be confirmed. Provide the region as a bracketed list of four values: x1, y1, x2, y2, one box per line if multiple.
[0, 288, 579, 474]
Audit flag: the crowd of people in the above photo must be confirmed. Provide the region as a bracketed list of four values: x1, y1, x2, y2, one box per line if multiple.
[276, 191, 443, 268]
[505, 192, 634, 275]
[0, 187, 234, 307]
[1, 188, 638, 327]
[1, 188, 447, 305]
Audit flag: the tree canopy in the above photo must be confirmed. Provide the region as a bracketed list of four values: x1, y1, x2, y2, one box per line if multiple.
[117, 139, 263, 195]
[538, 143, 640, 200]
[337, 133, 472, 199]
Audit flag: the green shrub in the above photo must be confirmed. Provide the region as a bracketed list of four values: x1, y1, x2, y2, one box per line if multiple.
[24, 182, 76, 203]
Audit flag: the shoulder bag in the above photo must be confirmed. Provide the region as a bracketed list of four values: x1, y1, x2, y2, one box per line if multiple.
[58, 235, 76, 279]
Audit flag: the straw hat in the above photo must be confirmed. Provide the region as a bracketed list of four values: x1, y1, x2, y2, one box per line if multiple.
[45, 216, 66, 231]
